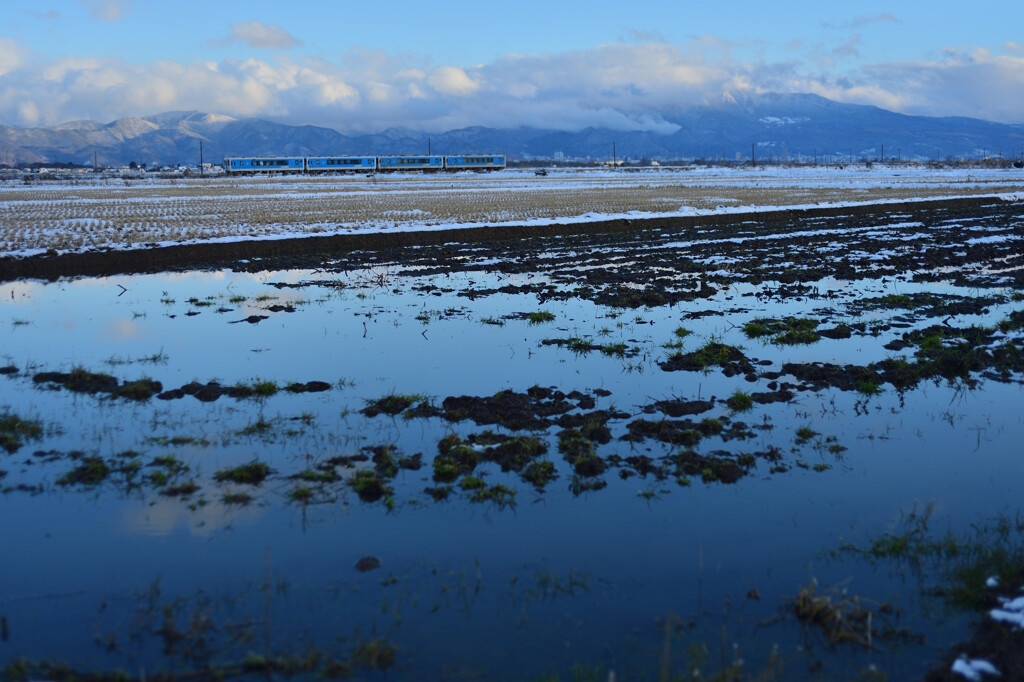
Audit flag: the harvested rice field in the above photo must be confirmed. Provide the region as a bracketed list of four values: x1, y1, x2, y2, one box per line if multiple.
[1, 165, 1021, 256]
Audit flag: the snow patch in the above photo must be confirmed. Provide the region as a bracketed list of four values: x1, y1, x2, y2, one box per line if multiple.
[951, 656, 1000, 680]
[988, 591, 1024, 628]
[759, 116, 810, 126]
[965, 234, 1021, 245]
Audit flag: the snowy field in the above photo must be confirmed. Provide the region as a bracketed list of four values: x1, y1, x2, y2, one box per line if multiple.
[0, 164, 1022, 257]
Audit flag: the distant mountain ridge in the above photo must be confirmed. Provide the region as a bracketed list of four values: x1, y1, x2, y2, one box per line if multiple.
[1, 93, 1022, 167]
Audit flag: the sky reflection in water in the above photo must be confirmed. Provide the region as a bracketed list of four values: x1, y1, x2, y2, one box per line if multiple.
[1, 260, 1023, 680]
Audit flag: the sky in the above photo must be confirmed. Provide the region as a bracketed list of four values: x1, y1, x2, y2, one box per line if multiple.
[1, 0, 1023, 132]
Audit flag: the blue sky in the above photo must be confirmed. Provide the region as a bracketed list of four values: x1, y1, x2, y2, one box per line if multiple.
[1, 0, 1022, 130]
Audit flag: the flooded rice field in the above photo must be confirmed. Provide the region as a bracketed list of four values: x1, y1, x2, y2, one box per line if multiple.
[2, 195, 1024, 680]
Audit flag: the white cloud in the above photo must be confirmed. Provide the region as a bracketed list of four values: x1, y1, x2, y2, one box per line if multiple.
[308, 76, 359, 106]
[218, 21, 302, 50]
[771, 49, 1024, 123]
[86, 0, 132, 22]
[0, 37, 1021, 132]
[17, 100, 41, 126]
[366, 82, 393, 102]
[0, 38, 24, 77]
[427, 66, 480, 96]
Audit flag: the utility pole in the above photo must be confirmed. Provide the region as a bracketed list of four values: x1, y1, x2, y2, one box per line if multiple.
[612, 142, 616, 168]
[881, 144, 884, 163]
[751, 143, 755, 167]
[428, 138, 431, 155]
[199, 141, 204, 177]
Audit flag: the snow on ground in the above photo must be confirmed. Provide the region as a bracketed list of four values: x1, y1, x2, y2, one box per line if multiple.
[990, 595, 1024, 628]
[0, 165, 1021, 257]
[951, 656, 1000, 680]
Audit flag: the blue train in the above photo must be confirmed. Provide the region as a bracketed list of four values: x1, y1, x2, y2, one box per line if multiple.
[224, 154, 505, 174]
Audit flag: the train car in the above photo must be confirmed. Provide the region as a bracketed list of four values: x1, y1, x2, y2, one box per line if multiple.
[377, 155, 444, 172]
[444, 154, 506, 172]
[224, 157, 305, 173]
[306, 156, 377, 172]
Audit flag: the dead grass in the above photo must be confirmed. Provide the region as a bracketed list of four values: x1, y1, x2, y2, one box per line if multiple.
[789, 579, 882, 649]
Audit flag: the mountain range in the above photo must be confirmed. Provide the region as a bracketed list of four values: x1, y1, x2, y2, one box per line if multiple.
[1, 93, 1022, 167]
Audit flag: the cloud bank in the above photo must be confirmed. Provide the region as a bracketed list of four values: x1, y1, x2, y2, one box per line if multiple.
[0, 34, 1022, 131]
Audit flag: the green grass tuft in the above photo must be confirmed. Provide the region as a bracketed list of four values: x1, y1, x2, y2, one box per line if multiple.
[527, 311, 556, 324]
[214, 461, 271, 485]
[0, 412, 43, 453]
[726, 390, 754, 412]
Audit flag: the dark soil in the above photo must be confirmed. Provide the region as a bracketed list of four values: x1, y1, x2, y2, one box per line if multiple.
[466, 432, 549, 472]
[32, 369, 164, 401]
[285, 381, 332, 393]
[669, 449, 754, 484]
[779, 319, 1024, 393]
[5, 198, 1021, 299]
[659, 343, 757, 376]
[155, 379, 330, 402]
[439, 386, 596, 431]
[641, 398, 715, 417]
[33, 369, 120, 394]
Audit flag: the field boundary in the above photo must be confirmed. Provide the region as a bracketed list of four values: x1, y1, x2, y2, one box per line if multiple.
[0, 195, 1011, 282]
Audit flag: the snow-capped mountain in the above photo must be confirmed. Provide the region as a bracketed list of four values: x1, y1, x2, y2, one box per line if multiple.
[1, 94, 1021, 167]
